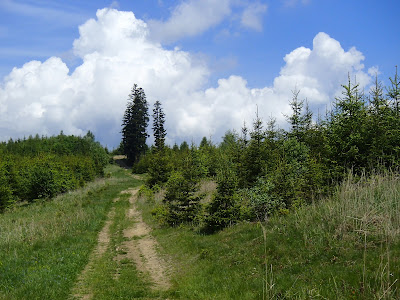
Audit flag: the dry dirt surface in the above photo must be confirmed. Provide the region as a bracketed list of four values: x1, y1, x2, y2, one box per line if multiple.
[72, 187, 170, 299]
[115, 188, 171, 290]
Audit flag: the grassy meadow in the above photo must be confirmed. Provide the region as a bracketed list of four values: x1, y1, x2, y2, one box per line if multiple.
[0, 165, 140, 300]
[136, 172, 400, 299]
[1, 163, 399, 299]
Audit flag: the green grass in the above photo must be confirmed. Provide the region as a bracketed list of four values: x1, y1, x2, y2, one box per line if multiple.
[72, 189, 156, 300]
[137, 173, 400, 299]
[2, 166, 399, 299]
[0, 165, 140, 300]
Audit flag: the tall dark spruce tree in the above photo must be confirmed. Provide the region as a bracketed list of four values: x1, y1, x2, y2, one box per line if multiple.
[147, 100, 169, 187]
[152, 100, 166, 151]
[121, 84, 149, 164]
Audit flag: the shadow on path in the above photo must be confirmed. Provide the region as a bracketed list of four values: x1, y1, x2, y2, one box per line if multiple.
[113, 155, 131, 170]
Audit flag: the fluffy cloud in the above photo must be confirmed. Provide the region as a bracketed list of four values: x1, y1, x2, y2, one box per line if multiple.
[148, 0, 232, 44]
[274, 32, 370, 106]
[0, 8, 372, 148]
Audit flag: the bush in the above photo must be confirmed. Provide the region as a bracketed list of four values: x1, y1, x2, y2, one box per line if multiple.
[241, 177, 286, 221]
[0, 165, 13, 210]
[163, 171, 201, 225]
[203, 167, 239, 233]
[146, 151, 172, 187]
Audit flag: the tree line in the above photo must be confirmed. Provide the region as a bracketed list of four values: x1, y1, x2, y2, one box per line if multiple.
[0, 132, 109, 211]
[122, 67, 400, 232]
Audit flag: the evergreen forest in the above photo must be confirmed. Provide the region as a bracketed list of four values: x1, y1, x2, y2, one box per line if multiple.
[127, 71, 400, 233]
[0, 132, 109, 210]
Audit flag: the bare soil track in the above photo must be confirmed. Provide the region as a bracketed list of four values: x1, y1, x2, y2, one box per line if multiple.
[115, 188, 171, 290]
[72, 187, 170, 299]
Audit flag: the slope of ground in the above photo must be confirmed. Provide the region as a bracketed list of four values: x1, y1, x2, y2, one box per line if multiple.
[2, 163, 399, 299]
[137, 173, 400, 299]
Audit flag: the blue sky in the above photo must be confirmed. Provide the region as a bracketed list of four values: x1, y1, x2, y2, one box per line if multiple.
[0, 0, 399, 147]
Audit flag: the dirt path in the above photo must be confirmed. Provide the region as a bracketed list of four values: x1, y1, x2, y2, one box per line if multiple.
[115, 188, 171, 290]
[72, 187, 170, 299]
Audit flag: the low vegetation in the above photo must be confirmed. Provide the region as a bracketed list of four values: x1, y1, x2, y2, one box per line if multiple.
[137, 172, 400, 299]
[0, 165, 140, 300]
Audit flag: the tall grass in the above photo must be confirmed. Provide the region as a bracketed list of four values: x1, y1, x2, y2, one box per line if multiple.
[137, 171, 400, 299]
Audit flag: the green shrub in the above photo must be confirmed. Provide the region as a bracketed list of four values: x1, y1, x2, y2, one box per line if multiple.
[163, 171, 201, 225]
[241, 177, 286, 221]
[203, 167, 239, 233]
[0, 165, 13, 210]
[146, 151, 172, 187]
[151, 204, 171, 226]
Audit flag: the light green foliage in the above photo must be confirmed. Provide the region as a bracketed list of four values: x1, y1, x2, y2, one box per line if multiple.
[146, 151, 173, 187]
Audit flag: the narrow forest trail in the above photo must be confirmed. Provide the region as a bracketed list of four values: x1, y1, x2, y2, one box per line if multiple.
[71, 185, 171, 299]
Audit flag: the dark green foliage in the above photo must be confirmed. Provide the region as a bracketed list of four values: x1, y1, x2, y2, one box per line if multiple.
[327, 76, 368, 175]
[179, 140, 189, 152]
[0, 163, 14, 210]
[250, 178, 285, 218]
[203, 166, 239, 233]
[387, 65, 400, 114]
[146, 151, 172, 187]
[163, 170, 200, 225]
[152, 100, 166, 151]
[141, 70, 400, 233]
[121, 84, 149, 164]
[160, 146, 209, 225]
[145, 100, 171, 186]
[0, 133, 108, 210]
[241, 111, 266, 187]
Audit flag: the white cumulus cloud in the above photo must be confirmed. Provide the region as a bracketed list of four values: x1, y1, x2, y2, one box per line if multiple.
[0, 8, 372, 148]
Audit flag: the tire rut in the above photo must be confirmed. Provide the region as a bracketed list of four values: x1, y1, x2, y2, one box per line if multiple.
[72, 187, 170, 299]
[115, 188, 171, 290]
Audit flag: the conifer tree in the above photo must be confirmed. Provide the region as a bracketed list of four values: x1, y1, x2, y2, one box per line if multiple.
[152, 100, 166, 151]
[367, 75, 391, 165]
[386, 66, 400, 164]
[243, 108, 266, 186]
[121, 84, 149, 164]
[285, 89, 312, 142]
[147, 101, 170, 187]
[328, 75, 367, 174]
[387, 66, 400, 115]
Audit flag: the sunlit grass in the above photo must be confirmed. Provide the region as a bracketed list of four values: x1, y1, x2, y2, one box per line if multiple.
[0, 165, 139, 300]
[137, 172, 400, 299]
